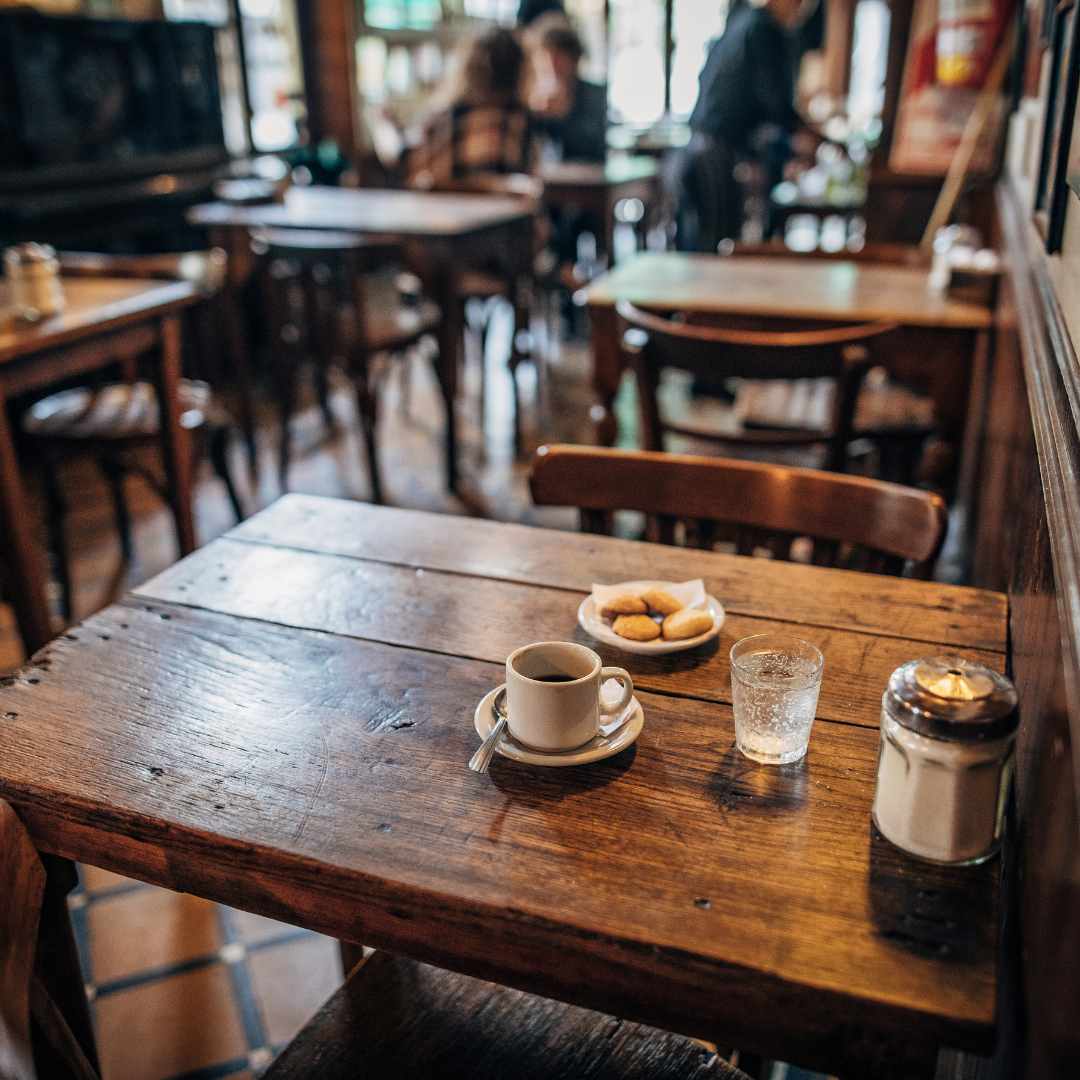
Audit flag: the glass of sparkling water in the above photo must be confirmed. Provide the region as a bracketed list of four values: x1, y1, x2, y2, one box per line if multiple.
[730, 634, 824, 764]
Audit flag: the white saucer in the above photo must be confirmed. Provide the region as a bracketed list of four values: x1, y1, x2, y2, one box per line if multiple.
[473, 684, 644, 766]
[578, 581, 725, 655]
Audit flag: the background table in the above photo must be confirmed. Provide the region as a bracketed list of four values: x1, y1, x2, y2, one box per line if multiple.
[0, 495, 1006, 1077]
[189, 186, 535, 492]
[0, 275, 200, 654]
[583, 251, 994, 448]
[540, 157, 661, 264]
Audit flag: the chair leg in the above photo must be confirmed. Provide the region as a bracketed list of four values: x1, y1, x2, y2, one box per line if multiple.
[40, 462, 73, 623]
[314, 361, 336, 432]
[350, 352, 383, 504]
[208, 426, 245, 522]
[98, 458, 134, 564]
[273, 335, 301, 490]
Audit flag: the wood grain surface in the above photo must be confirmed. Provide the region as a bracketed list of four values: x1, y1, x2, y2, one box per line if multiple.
[187, 186, 531, 239]
[226, 496, 1006, 651]
[267, 950, 748, 1079]
[582, 252, 993, 329]
[0, 499, 1007, 1077]
[0, 277, 198, 365]
[134, 537, 1004, 729]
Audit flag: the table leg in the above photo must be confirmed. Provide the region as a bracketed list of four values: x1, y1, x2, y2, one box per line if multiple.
[587, 303, 624, 446]
[33, 854, 100, 1077]
[431, 262, 462, 493]
[0, 392, 53, 654]
[152, 315, 197, 555]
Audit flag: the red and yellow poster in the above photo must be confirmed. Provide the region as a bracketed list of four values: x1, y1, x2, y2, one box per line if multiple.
[890, 0, 1016, 174]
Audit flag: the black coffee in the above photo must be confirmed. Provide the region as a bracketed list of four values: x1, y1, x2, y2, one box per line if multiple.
[534, 674, 576, 683]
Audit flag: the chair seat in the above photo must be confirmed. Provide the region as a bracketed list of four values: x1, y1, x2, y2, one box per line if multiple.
[22, 380, 222, 442]
[266, 951, 748, 1080]
[735, 373, 936, 435]
[459, 268, 508, 299]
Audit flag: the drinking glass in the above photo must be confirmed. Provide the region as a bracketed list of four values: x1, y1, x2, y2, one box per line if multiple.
[730, 634, 824, 764]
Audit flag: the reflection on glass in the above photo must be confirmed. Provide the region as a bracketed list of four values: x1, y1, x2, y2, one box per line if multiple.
[670, 0, 728, 117]
[608, 0, 666, 124]
[365, 0, 443, 31]
[239, 0, 305, 151]
[848, 0, 890, 128]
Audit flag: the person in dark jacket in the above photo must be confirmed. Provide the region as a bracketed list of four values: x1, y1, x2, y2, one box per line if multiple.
[676, 0, 821, 251]
[527, 13, 607, 163]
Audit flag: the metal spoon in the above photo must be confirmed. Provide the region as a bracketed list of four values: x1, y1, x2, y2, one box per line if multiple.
[469, 688, 508, 774]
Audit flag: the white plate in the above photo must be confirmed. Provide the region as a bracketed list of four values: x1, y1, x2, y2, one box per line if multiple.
[577, 580, 725, 655]
[473, 685, 643, 767]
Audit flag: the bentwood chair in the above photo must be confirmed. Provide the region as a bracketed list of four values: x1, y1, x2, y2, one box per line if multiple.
[255, 228, 440, 502]
[618, 301, 900, 474]
[0, 797, 752, 1080]
[530, 445, 948, 578]
[21, 251, 245, 620]
[419, 171, 549, 456]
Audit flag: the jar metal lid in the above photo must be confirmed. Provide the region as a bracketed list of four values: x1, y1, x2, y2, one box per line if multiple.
[883, 655, 1018, 740]
[4, 242, 57, 267]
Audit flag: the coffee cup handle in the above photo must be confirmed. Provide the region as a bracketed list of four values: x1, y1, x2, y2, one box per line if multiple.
[599, 667, 634, 717]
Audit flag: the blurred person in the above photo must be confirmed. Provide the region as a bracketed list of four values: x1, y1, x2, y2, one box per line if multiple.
[518, 0, 565, 27]
[675, 0, 825, 252]
[406, 26, 536, 189]
[527, 12, 607, 164]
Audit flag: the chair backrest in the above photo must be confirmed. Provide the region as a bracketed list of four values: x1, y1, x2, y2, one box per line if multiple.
[529, 444, 948, 577]
[722, 241, 931, 267]
[617, 300, 897, 462]
[58, 250, 226, 294]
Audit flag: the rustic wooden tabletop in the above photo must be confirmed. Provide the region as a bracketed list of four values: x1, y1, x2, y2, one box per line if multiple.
[0, 495, 1007, 1077]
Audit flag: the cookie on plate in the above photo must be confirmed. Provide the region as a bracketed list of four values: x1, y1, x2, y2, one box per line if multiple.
[599, 592, 648, 618]
[661, 608, 714, 641]
[641, 587, 683, 616]
[612, 614, 662, 641]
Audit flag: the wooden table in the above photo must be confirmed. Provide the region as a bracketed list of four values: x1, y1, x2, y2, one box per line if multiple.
[188, 186, 535, 492]
[583, 251, 994, 448]
[0, 275, 201, 654]
[0, 495, 1006, 1077]
[540, 157, 661, 263]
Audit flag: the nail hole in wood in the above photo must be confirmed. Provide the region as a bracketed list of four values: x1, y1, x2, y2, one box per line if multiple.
[391, 720, 415, 730]
[148, 766, 165, 777]
[120, 623, 129, 630]
[4, 712, 17, 719]
[160, 613, 171, 620]
[99, 634, 110, 641]
[376, 822, 392, 833]
[694, 897, 712, 910]
[26, 677, 40, 685]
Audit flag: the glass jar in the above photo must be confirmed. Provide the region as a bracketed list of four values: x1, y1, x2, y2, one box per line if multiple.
[872, 655, 1018, 864]
[4, 243, 65, 322]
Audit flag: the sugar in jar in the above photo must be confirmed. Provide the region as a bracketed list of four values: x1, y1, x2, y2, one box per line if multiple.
[872, 656, 1018, 864]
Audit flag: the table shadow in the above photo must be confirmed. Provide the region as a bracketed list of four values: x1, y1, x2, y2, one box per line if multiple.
[866, 822, 996, 963]
[706, 744, 810, 814]
[486, 743, 637, 805]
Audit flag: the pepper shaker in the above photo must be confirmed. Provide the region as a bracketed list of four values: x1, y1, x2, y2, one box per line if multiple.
[872, 656, 1018, 864]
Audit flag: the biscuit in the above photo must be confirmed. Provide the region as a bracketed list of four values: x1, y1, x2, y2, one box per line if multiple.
[661, 608, 714, 641]
[612, 614, 662, 641]
[641, 587, 684, 616]
[599, 593, 647, 618]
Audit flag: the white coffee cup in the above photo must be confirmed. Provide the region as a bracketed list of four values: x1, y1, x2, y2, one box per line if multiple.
[505, 641, 633, 752]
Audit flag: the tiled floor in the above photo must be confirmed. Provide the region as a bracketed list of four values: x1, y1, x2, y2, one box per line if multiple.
[71, 865, 340, 1080]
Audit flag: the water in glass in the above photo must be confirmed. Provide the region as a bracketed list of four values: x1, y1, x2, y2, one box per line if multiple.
[730, 636, 823, 764]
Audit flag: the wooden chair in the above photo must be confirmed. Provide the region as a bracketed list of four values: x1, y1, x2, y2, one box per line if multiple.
[254, 228, 440, 502]
[529, 445, 948, 578]
[618, 300, 899, 473]
[22, 379, 243, 620]
[22, 252, 244, 620]
[419, 172, 547, 456]
[0, 797, 751, 1080]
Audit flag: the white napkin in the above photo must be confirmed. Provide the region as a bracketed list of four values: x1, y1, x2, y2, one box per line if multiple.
[591, 579, 708, 613]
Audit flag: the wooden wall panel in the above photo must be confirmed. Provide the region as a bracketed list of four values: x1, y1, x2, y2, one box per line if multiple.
[973, 181, 1080, 1076]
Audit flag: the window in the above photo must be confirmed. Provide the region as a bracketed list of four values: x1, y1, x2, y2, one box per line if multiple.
[608, 0, 729, 124]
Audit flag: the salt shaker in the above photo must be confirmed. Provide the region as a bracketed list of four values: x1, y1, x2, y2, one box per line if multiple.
[872, 656, 1018, 864]
[4, 242, 65, 322]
